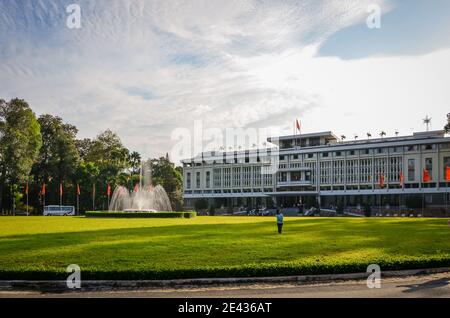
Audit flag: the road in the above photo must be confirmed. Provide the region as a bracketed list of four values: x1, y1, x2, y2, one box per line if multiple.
[1, 272, 449, 298]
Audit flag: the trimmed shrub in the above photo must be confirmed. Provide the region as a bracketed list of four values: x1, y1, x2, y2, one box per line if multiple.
[85, 211, 196, 218]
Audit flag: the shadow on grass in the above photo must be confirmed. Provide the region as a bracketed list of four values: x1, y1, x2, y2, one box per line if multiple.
[0, 218, 449, 280]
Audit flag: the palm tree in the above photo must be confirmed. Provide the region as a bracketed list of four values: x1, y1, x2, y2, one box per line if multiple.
[380, 131, 386, 138]
[354, 134, 358, 140]
[367, 132, 372, 139]
[445, 113, 450, 133]
[341, 135, 346, 141]
[395, 131, 399, 137]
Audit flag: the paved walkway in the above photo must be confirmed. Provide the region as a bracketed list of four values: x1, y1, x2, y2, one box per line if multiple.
[1, 272, 449, 298]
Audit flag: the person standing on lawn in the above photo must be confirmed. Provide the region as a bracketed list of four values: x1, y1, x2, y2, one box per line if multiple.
[276, 209, 284, 234]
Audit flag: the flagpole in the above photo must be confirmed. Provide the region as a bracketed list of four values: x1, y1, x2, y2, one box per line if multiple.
[445, 181, 448, 217]
[76, 184, 79, 216]
[92, 183, 95, 211]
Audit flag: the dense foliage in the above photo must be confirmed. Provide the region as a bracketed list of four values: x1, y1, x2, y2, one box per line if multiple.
[0, 98, 183, 213]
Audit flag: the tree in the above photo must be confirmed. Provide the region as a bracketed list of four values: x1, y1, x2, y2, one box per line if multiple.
[129, 151, 141, 175]
[84, 130, 131, 209]
[0, 99, 42, 211]
[31, 114, 79, 206]
[445, 113, 450, 134]
[76, 138, 93, 160]
[150, 156, 183, 210]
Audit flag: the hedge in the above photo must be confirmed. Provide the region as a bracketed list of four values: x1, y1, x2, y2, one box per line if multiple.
[85, 211, 196, 218]
[0, 255, 449, 281]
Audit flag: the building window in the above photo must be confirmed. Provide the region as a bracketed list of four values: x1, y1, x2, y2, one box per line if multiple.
[279, 155, 285, 161]
[425, 158, 433, 180]
[322, 152, 329, 158]
[196, 172, 201, 188]
[408, 159, 415, 181]
[292, 154, 298, 160]
[186, 172, 191, 189]
[278, 172, 287, 182]
[335, 151, 341, 157]
[307, 153, 314, 159]
[291, 171, 301, 181]
[309, 137, 320, 146]
[205, 171, 210, 188]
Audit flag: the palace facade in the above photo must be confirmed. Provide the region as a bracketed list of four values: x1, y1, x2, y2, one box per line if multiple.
[182, 129, 450, 213]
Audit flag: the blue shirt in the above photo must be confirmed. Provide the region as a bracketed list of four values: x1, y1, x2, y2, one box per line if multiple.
[276, 214, 284, 224]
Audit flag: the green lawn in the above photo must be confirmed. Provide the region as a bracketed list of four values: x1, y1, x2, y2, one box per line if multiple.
[0, 216, 449, 280]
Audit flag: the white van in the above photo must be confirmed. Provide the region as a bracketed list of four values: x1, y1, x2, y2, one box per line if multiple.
[43, 205, 75, 216]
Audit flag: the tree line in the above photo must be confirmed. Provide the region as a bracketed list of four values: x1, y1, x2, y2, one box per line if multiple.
[0, 98, 183, 214]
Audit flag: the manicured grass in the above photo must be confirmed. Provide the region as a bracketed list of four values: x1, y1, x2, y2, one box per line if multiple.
[0, 216, 449, 280]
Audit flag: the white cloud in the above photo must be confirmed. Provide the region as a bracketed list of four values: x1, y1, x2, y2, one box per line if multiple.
[1, 0, 448, 164]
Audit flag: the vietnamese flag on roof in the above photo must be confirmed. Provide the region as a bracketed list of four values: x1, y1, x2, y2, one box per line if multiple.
[446, 165, 450, 182]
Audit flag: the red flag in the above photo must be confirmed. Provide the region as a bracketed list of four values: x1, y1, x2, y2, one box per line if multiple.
[59, 183, 63, 196]
[41, 183, 46, 195]
[77, 184, 80, 196]
[379, 174, 384, 188]
[399, 171, 404, 186]
[423, 169, 430, 183]
[107, 184, 111, 196]
[446, 165, 450, 182]
[25, 182, 28, 195]
[296, 119, 301, 131]
[134, 184, 139, 193]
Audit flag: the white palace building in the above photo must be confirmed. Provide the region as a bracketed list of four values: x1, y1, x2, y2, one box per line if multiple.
[182, 124, 450, 215]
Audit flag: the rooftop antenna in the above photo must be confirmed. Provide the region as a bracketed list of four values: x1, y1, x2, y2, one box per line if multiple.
[423, 115, 431, 131]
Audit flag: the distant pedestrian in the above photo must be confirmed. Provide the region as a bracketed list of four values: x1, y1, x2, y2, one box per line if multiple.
[276, 209, 284, 234]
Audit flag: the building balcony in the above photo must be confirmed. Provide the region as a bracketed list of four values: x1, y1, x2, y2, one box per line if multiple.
[277, 180, 312, 187]
[278, 165, 312, 172]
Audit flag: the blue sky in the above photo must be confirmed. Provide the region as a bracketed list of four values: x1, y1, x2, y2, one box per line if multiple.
[0, 0, 449, 162]
[320, 0, 450, 59]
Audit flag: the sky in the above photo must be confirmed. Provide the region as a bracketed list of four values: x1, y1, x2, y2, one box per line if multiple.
[1, 0, 450, 163]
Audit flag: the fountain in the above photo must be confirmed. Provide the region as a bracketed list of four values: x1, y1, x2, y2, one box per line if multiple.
[108, 160, 172, 212]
